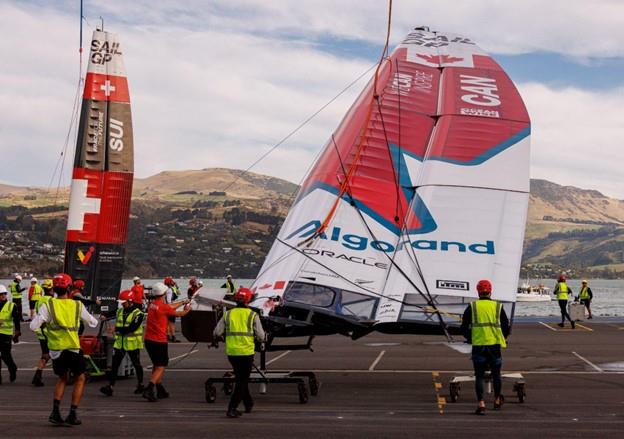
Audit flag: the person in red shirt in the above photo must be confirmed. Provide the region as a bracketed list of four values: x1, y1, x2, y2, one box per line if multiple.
[130, 276, 145, 307]
[142, 282, 191, 402]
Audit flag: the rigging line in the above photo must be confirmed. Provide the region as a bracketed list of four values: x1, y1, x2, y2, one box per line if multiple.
[220, 63, 377, 195]
[275, 237, 429, 312]
[394, 57, 402, 221]
[413, 183, 529, 194]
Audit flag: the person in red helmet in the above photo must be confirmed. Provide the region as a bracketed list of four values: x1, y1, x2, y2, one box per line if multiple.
[460, 279, 510, 416]
[187, 277, 199, 299]
[213, 287, 266, 418]
[69, 279, 100, 335]
[554, 275, 575, 328]
[99, 290, 145, 397]
[30, 273, 98, 426]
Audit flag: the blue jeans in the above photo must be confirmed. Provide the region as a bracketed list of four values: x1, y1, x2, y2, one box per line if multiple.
[472, 345, 502, 401]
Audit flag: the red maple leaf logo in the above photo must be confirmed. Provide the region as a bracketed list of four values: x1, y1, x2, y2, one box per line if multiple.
[416, 54, 463, 65]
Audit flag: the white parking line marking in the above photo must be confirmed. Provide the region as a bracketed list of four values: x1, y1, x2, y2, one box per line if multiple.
[539, 321, 557, 331]
[266, 350, 291, 366]
[369, 350, 386, 371]
[572, 351, 604, 372]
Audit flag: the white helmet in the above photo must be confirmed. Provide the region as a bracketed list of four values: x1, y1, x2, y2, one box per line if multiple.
[0, 285, 7, 294]
[15, 274, 22, 281]
[151, 282, 167, 296]
[31, 277, 38, 283]
[198, 280, 204, 287]
[226, 274, 232, 279]
[133, 276, 141, 282]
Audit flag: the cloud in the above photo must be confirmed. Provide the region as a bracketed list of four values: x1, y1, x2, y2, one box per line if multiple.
[1, 1, 622, 202]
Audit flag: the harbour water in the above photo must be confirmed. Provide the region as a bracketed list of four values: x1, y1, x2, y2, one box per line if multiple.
[3, 278, 622, 317]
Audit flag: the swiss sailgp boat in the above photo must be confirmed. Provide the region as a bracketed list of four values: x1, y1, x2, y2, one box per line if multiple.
[63, 29, 134, 309]
[250, 27, 530, 338]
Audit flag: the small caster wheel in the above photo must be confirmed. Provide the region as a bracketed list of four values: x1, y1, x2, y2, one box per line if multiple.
[309, 378, 319, 396]
[449, 382, 460, 403]
[298, 383, 308, 404]
[205, 384, 216, 403]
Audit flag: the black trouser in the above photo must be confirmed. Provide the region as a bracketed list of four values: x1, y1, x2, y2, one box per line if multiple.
[13, 298, 23, 321]
[107, 348, 143, 386]
[472, 345, 502, 401]
[0, 334, 17, 376]
[558, 300, 573, 324]
[227, 355, 254, 410]
[580, 299, 591, 312]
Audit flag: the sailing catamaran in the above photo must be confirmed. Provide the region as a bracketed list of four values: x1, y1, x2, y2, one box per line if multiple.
[250, 27, 530, 338]
[63, 29, 134, 310]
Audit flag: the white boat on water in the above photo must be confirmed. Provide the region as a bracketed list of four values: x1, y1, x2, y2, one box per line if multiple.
[516, 283, 552, 302]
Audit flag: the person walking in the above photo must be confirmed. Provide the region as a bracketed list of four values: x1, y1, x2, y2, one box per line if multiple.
[554, 275, 575, 329]
[460, 279, 510, 416]
[29, 273, 98, 426]
[576, 280, 593, 319]
[142, 282, 192, 402]
[0, 285, 20, 384]
[100, 290, 145, 397]
[8, 275, 25, 322]
[213, 287, 265, 418]
[31, 279, 54, 387]
[28, 277, 43, 321]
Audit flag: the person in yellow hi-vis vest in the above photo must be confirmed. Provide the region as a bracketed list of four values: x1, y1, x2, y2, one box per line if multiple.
[31, 279, 54, 387]
[213, 287, 265, 418]
[460, 280, 510, 416]
[30, 273, 98, 426]
[575, 280, 593, 319]
[0, 284, 20, 384]
[554, 274, 575, 329]
[8, 274, 25, 322]
[29, 277, 43, 321]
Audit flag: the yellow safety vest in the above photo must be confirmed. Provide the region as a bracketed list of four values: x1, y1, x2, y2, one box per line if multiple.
[556, 282, 568, 300]
[225, 280, 236, 294]
[9, 281, 22, 299]
[0, 301, 15, 336]
[225, 307, 256, 356]
[31, 284, 43, 302]
[579, 286, 590, 300]
[470, 300, 507, 348]
[45, 298, 82, 351]
[35, 296, 52, 340]
[114, 307, 144, 351]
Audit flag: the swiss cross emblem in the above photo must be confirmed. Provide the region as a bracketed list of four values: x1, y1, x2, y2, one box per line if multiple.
[67, 178, 101, 231]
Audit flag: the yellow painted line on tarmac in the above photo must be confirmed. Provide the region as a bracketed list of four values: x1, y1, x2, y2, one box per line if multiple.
[431, 372, 446, 415]
[575, 323, 593, 332]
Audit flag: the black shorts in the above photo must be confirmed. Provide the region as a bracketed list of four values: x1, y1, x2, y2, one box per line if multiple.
[145, 340, 169, 367]
[52, 350, 86, 377]
[39, 339, 49, 355]
[167, 316, 176, 323]
[29, 300, 38, 310]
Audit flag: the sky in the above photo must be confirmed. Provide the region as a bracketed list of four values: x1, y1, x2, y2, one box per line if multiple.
[1, 0, 623, 198]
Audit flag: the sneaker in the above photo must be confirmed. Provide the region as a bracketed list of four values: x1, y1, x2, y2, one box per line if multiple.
[571, 321, 576, 329]
[134, 384, 145, 394]
[171, 337, 181, 343]
[65, 411, 82, 426]
[100, 385, 113, 397]
[244, 403, 254, 413]
[588, 316, 593, 319]
[493, 395, 505, 410]
[9, 369, 16, 383]
[156, 384, 170, 399]
[557, 323, 564, 327]
[474, 406, 486, 416]
[49, 410, 64, 425]
[32, 370, 44, 387]
[143, 385, 157, 402]
[226, 408, 242, 418]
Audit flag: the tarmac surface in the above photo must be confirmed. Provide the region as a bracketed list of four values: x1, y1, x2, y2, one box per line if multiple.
[2, 317, 624, 438]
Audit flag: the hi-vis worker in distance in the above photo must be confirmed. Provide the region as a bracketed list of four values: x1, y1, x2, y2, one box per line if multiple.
[8, 274, 25, 322]
[221, 274, 236, 301]
[30, 273, 98, 426]
[0, 284, 20, 384]
[554, 275, 575, 329]
[576, 280, 593, 319]
[213, 287, 265, 418]
[31, 279, 54, 387]
[29, 277, 43, 321]
[460, 280, 510, 416]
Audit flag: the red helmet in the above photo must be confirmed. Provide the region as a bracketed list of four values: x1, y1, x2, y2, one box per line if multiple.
[164, 276, 174, 286]
[558, 274, 566, 282]
[189, 276, 197, 286]
[53, 273, 73, 289]
[234, 287, 255, 305]
[476, 279, 492, 295]
[118, 289, 133, 303]
[73, 279, 85, 289]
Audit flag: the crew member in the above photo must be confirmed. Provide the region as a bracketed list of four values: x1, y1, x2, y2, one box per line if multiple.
[554, 275, 575, 329]
[221, 275, 236, 301]
[29, 277, 43, 320]
[460, 280, 510, 416]
[0, 285, 20, 384]
[8, 275, 25, 322]
[70, 279, 100, 335]
[576, 280, 593, 319]
[100, 290, 145, 397]
[31, 279, 54, 387]
[187, 277, 199, 299]
[131, 276, 145, 307]
[164, 277, 180, 343]
[142, 282, 191, 402]
[30, 273, 98, 426]
[213, 287, 265, 418]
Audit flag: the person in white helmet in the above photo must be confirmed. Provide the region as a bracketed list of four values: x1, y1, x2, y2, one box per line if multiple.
[142, 282, 192, 402]
[131, 276, 145, 309]
[8, 275, 26, 322]
[28, 277, 43, 320]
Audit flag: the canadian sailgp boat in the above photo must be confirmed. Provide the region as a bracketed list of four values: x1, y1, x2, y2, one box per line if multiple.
[250, 27, 530, 338]
[63, 29, 134, 309]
